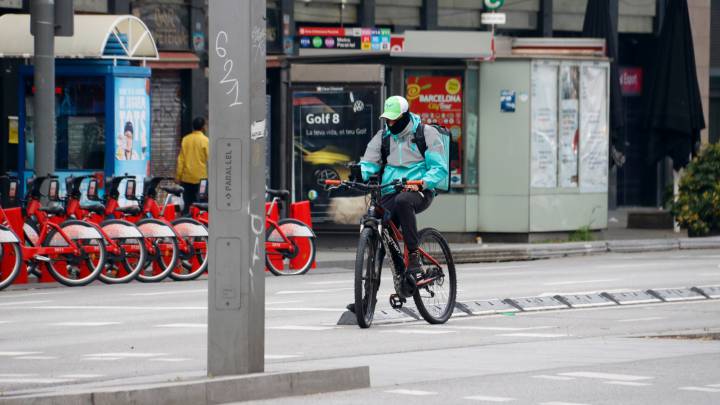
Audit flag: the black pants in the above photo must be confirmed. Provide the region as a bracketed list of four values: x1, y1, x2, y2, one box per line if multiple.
[181, 182, 199, 216]
[381, 190, 434, 251]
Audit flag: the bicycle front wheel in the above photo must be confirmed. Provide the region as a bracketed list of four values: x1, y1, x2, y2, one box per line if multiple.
[412, 228, 457, 324]
[265, 218, 316, 276]
[0, 228, 22, 290]
[169, 218, 208, 281]
[136, 219, 179, 282]
[44, 220, 106, 287]
[354, 227, 381, 328]
[98, 219, 147, 284]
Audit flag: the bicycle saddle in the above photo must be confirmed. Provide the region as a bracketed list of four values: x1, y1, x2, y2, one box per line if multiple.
[40, 206, 65, 216]
[266, 188, 290, 198]
[192, 202, 208, 211]
[82, 203, 106, 215]
[161, 185, 185, 197]
[116, 205, 142, 215]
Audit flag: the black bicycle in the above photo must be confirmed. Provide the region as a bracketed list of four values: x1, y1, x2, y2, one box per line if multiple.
[325, 177, 457, 328]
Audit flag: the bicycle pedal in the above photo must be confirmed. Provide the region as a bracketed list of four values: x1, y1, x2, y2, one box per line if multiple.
[389, 294, 405, 309]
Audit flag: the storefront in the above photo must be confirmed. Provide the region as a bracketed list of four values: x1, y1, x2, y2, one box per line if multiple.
[0, 14, 158, 196]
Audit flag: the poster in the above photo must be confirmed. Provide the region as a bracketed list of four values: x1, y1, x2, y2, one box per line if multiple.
[579, 64, 609, 193]
[530, 63, 558, 188]
[406, 75, 463, 185]
[115, 77, 150, 200]
[558, 65, 579, 188]
[500, 90, 516, 113]
[8, 116, 18, 144]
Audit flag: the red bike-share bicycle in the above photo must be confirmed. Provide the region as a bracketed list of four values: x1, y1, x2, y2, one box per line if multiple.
[325, 176, 457, 328]
[0, 175, 107, 288]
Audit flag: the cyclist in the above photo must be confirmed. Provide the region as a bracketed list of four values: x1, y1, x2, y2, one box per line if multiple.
[347, 95, 448, 312]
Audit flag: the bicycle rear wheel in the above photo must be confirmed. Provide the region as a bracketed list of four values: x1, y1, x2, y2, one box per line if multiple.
[265, 218, 316, 276]
[412, 228, 457, 324]
[0, 226, 22, 290]
[354, 227, 381, 328]
[136, 219, 179, 282]
[44, 220, 106, 287]
[169, 218, 208, 281]
[98, 219, 147, 284]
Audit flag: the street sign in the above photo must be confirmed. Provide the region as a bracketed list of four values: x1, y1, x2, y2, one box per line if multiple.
[484, 0, 504, 11]
[481, 12, 506, 25]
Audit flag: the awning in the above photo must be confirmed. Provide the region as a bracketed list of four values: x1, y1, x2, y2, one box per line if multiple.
[147, 52, 199, 69]
[0, 14, 158, 61]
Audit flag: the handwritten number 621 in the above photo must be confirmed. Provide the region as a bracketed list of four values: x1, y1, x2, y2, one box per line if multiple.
[215, 31, 242, 107]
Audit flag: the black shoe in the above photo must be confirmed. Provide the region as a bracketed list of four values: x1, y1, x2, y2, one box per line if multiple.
[407, 250, 422, 274]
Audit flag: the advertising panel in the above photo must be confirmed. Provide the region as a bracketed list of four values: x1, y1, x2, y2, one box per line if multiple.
[559, 64, 580, 188]
[115, 77, 150, 200]
[531, 62, 558, 188]
[298, 27, 391, 51]
[579, 64, 609, 193]
[406, 75, 463, 186]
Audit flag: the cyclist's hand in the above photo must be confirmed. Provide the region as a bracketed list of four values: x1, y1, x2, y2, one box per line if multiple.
[404, 181, 424, 192]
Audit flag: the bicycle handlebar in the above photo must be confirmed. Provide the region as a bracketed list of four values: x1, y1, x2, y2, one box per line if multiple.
[324, 178, 423, 192]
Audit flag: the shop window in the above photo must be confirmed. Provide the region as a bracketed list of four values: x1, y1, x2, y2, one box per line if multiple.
[404, 70, 465, 193]
[24, 77, 106, 170]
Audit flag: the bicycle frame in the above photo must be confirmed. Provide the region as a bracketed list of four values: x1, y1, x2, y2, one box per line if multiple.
[264, 196, 297, 256]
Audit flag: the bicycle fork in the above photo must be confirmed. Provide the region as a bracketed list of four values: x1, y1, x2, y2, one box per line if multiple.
[379, 226, 409, 309]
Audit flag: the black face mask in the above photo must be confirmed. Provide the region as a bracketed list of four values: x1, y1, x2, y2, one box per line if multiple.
[388, 113, 411, 135]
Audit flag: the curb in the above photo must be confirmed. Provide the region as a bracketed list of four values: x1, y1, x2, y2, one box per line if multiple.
[336, 285, 720, 326]
[318, 236, 720, 269]
[0, 366, 370, 405]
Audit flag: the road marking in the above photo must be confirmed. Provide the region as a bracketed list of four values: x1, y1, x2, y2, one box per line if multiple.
[0, 300, 52, 306]
[84, 352, 167, 358]
[617, 317, 665, 323]
[450, 326, 554, 332]
[497, 333, 570, 338]
[385, 389, 437, 396]
[0, 351, 41, 356]
[265, 307, 346, 312]
[604, 381, 652, 387]
[540, 402, 591, 405]
[15, 356, 58, 360]
[464, 395, 515, 402]
[307, 280, 349, 286]
[543, 279, 618, 286]
[0, 377, 72, 384]
[82, 357, 121, 361]
[532, 375, 575, 381]
[679, 386, 720, 393]
[558, 372, 653, 381]
[276, 288, 353, 295]
[0, 374, 37, 377]
[380, 329, 456, 335]
[155, 323, 206, 328]
[58, 374, 104, 379]
[596, 263, 665, 269]
[149, 358, 192, 362]
[129, 289, 206, 297]
[267, 325, 335, 331]
[52, 322, 122, 327]
[21, 305, 207, 310]
[0, 320, 11, 324]
[707, 384, 720, 388]
[0, 292, 55, 299]
[265, 354, 302, 360]
[265, 300, 304, 305]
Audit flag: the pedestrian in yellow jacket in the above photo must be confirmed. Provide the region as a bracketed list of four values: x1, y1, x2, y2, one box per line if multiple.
[176, 117, 209, 214]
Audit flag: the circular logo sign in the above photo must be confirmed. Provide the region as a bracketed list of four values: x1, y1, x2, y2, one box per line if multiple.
[312, 36, 323, 48]
[300, 37, 311, 48]
[445, 78, 461, 95]
[484, 0, 504, 10]
[324, 37, 336, 48]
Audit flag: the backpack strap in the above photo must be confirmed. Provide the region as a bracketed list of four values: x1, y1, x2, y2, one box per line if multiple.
[414, 124, 428, 157]
[381, 134, 390, 166]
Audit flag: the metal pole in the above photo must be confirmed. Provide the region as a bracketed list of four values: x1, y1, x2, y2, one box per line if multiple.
[31, 0, 56, 177]
[207, 0, 266, 376]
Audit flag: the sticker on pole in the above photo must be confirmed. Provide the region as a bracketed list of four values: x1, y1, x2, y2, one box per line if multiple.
[481, 12, 506, 25]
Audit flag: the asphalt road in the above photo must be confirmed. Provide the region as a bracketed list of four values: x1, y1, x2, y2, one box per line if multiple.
[0, 249, 719, 404]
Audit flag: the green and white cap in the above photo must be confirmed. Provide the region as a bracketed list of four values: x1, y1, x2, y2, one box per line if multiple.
[380, 95, 409, 120]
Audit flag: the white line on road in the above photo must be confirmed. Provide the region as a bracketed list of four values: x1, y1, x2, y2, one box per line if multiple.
[265, 307, 346, 312]
[616, 317, 665, 323]
[0, 352, 41, 356]
[0, 320, 11, 324]
[83, 352, 167, 358]
[540, 402, 591, 405]
[82, 357, 121, 361]
[265, 300, 304, 305]
[21, 305, 207, 311]
[267, 325, 335, 331]
[0, 378, 72, 384]
[464, 395, 515, 402]
[0, 374, 37, 377]
[380, 329, 456, 335]
[464, 264, 531, 271]
[604, 381, 652, 387]
[149, 358, 192, 362]
[0, 300, 52, 306]
[51, 322, 122, 327]
[596, 263, 666, 269]
[265, 354, 303, 360]
[559, 372, 653, 381]
[532, 375, 575, 381]
[385, 389, 437, 396]
[497, 333, 570, 338]
[707, 384, 720, 388]
[155, 323, 206, 328]
[449, 326, 554, 332]
[15, 356, 58, 360]
[129, 289, 206, 297]
[58, 374, 104, 379]
[679, 386, 720, 393]
[275, 288, 353, 295]
[0, 292, 55, 299]
[543, 279, 618, 286]
[307, 280, 350, 286]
